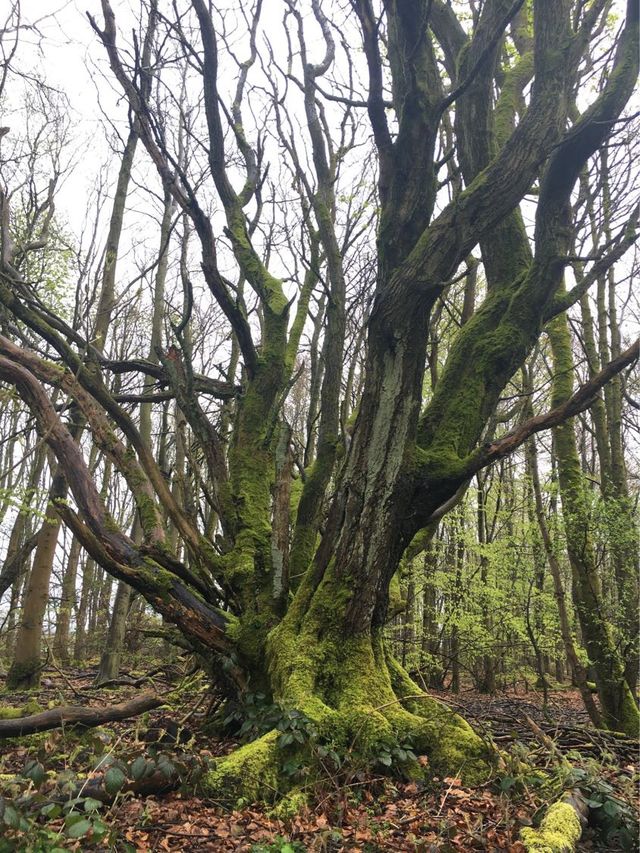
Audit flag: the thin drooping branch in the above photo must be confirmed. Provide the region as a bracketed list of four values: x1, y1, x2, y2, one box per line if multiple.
[0, 335, 167, 547]
[0, 271, 210, 558]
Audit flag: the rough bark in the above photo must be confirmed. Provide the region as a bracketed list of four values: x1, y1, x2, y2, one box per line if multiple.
[0, 0, 636, 808]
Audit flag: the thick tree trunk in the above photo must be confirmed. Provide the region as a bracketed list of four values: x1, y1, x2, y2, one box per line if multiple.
[0, 0, 635, 815]
[200, 312, 494, 804]
[6, 501, 61, 689]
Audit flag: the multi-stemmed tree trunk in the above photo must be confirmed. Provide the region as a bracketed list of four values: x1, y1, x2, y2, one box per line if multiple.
[0, 0, 637, 804]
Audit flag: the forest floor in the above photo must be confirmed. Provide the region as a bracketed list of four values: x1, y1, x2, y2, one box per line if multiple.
[0, 665, 637, 852]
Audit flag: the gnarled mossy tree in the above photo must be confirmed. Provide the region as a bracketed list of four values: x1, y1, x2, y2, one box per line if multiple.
[0, 0, 638, 803]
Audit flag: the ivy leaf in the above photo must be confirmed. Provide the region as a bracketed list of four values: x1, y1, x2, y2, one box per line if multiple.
[91, 819, 108, 838]
[2, 804, 19, 828]
[130, 756, 147, 781]
[23, 759, 45, 787]
[603, 799, 620, 818]
[157, 758, 175, 780]
[143, 758, 157, 778]
[66, 817, 93, 838]
[104, 766, 126, 795]
[499, 775, 517, 791]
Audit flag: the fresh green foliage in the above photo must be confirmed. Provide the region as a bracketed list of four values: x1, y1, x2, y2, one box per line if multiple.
[567, 765, 638, 850]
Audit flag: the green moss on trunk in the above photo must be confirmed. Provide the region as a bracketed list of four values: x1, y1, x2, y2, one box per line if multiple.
[267, 586, 494, 782]
[548, 310, 639, 735]
[203, 588, 494, 810]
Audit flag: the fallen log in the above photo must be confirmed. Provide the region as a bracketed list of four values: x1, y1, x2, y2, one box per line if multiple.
[0, 691, 163, 737]
[521, 792, 587, 853]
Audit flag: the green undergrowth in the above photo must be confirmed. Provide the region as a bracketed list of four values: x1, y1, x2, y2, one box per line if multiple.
[0, 676, 635, 850]
[497, 741, 639, 852]
[0, 730, 210, 851]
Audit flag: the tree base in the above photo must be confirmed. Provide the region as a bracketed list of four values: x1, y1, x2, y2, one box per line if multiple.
[202, 623, 495, 807]
[5, 658, 42, 690]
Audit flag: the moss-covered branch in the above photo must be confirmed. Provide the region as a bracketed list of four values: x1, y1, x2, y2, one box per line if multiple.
[521, 801, 582, 853]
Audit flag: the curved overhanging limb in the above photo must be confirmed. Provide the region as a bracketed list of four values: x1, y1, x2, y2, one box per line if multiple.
[0, 354, 239, 672]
